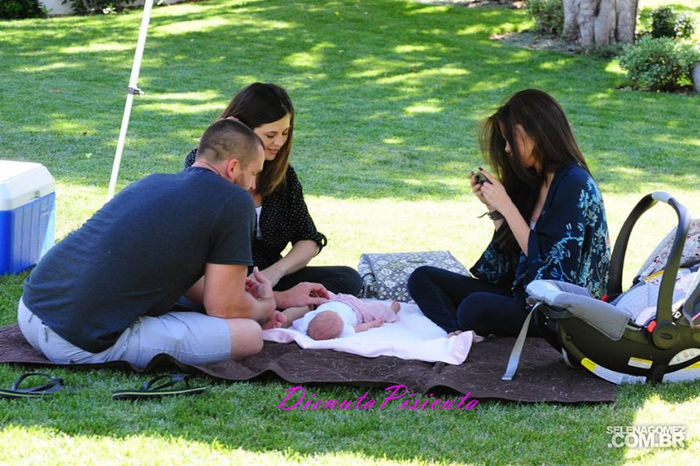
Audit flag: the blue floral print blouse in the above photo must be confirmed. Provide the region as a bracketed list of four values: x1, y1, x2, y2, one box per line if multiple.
[470, 162, 611, 302]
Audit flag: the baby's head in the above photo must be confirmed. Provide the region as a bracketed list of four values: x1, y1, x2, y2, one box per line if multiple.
[307, 310, 344, 340]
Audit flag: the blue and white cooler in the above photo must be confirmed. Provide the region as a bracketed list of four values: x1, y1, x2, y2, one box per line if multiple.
[0, 160, 56, 275]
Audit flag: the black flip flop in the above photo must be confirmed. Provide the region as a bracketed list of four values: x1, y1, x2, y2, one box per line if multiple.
[0, 372, 64, 399]
[112, 374, 207, 401]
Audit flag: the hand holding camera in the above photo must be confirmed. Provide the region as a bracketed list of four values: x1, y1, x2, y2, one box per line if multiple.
[471, 167, 505, 221]
[471, 167, 491, 185]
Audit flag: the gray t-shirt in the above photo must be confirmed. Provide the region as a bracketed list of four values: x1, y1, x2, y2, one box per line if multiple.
[23, 167, 255, 352]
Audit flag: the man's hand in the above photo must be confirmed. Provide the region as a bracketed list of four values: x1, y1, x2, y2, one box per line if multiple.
[274, 282, 330, 309]
[202, 263, 274, 321]
[246, 267, 274, 301]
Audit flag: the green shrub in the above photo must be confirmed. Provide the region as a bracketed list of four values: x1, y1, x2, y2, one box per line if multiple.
[0, 0, 47, 19]
[584, 43, 624, 60]
[650, 6, 695, 40]
[62, 0, 137, 15]
[675, 13, 696, 39]
[526, 0, 563, 37]
[619, 36, 700, 91]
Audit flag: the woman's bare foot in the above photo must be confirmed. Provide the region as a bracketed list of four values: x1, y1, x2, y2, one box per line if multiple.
[391, 300, 401, 313]
[446, 331, 486, 342]
[261, 310, 287, 330]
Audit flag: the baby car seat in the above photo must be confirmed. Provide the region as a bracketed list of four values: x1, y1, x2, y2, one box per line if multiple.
[503, 192, 700, 384]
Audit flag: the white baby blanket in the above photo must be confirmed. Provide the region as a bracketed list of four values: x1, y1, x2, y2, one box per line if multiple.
[263, 301, 473, 365]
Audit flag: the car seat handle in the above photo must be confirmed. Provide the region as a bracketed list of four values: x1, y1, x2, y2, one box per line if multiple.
[608, 192, 690, 324]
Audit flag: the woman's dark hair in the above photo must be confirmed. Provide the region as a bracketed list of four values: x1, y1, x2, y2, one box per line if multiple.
[220, 82, 294, 197]
[479, 88, 589, 253]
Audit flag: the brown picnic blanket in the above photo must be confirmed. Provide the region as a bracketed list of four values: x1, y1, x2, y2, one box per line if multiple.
[0, 323, 615, 403]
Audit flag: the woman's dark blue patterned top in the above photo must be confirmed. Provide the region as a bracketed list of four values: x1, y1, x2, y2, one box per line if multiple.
[470, 162, 611, 301]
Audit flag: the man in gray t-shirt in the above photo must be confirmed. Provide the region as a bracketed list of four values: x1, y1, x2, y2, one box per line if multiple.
[18, 119, 329, 369]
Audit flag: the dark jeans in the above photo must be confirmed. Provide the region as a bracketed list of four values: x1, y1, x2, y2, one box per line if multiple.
[407, 265, 529, 336]
[274, 265, 363, 296]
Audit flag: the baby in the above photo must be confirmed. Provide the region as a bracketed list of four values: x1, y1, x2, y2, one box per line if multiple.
[292, 293, 401, 340]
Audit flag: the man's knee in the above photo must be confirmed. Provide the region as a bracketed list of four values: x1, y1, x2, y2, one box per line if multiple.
[227, 319, 264, 360]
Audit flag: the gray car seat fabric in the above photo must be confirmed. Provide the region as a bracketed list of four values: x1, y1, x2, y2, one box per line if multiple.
[613, 268, 699, 326]
[526, 280, 632, 341]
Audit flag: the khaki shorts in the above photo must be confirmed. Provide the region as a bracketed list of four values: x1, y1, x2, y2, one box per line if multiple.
[17, 298, 231, 370]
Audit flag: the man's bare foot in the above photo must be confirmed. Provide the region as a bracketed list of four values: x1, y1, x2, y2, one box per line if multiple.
[261, 310, 287, 330]
[391, 300, 401, 313]
[446, 330, 463, 338]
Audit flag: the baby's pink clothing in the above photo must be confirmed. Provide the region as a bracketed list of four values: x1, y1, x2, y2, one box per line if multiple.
[328, 293, 399, 324]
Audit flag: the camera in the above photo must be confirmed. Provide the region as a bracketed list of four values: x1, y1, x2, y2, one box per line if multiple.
[471, 168, 489, 185]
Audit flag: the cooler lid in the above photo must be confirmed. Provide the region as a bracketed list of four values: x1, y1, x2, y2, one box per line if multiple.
[0, 160, 55, 211]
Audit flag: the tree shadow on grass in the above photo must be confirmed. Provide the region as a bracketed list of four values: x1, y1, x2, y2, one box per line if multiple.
[1, 359, 698, 463]
[1, 2, 698, 462]
[0, 0, 697, 201]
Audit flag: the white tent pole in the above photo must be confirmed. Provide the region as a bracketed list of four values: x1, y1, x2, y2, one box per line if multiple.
[107, 0, 155, 200]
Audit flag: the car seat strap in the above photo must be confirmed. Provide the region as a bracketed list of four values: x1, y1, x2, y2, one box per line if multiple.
[502, 304, 538, 381]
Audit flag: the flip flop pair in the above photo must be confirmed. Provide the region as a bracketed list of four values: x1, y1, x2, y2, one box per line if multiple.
[0, 372, 64, 399]
[112, 374, 207, 401]
[0, 373, 206, 401]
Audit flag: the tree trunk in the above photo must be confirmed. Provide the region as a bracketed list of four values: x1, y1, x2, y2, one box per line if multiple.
[563, 0, 638, 47]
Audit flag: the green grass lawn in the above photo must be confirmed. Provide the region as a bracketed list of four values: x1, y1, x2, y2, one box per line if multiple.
[1, 0, 699, 463]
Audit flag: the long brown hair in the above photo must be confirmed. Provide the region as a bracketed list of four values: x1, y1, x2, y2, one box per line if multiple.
[219, 82, 294, 197]
[479, 89, 589, 253]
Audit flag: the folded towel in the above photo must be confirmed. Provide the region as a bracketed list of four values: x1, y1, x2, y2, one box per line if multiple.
[263, 301, 473, 365]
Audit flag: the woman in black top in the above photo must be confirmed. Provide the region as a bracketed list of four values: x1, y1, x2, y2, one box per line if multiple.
[185, 82, 362, 295]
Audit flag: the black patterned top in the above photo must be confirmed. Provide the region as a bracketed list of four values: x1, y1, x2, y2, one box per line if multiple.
[185, 149, 327, 269]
